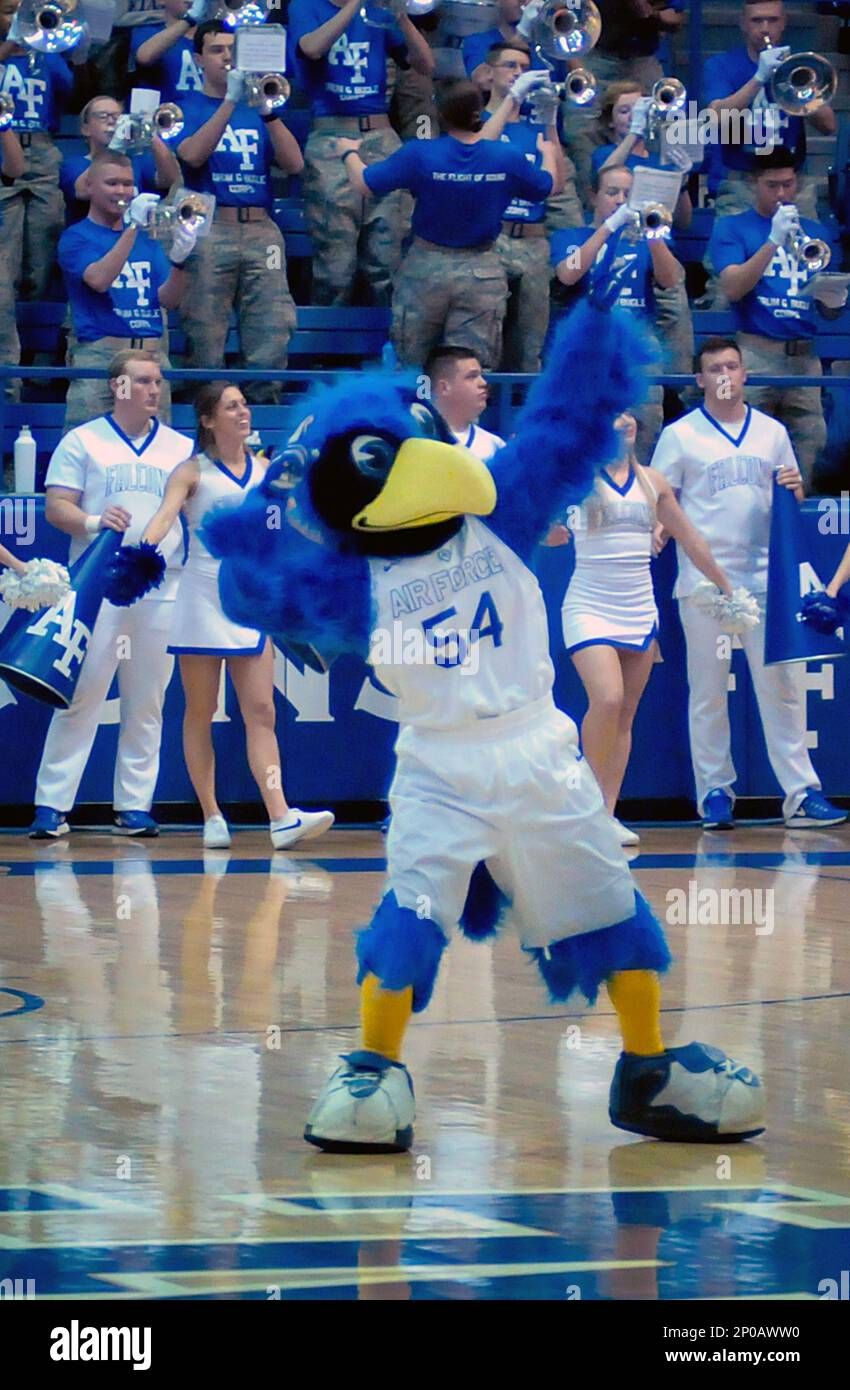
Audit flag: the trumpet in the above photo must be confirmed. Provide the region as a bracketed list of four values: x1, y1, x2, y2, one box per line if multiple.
[213, 0, 267, 27]
[149, 192, 211, 239]
[17, 0, 86, 55]
[529, 0, 601, 66]
[243, 73, 291, 110]
[645, 75, 687, 148]
[0, 94, 14, 132]
[787, 221, 832, 273]
[108, 105, 185, 154]
[361, 0, 440, 27]
[623, 201, 673, 242]
[761, 36, 837, 117]
[527, 66, 597, 124]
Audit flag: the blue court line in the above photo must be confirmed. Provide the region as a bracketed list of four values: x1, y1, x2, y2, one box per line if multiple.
[1, 989, 847, 1049]
[5, 850, 850, 876]
[0, 988, 44, 1018]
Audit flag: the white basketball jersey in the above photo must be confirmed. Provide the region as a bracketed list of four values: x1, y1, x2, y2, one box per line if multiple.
[368, 516, 554, 731]
[650, 404, 797, 597]
[182, 451, 260, 577]
[45, 415, 193, 602]
[449, 423, 505, 462]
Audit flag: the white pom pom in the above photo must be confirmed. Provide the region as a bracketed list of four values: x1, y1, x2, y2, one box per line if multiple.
[689, 581, 760, 634]
[0, 558, 71, 612]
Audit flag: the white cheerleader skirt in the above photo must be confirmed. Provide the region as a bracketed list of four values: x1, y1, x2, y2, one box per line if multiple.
[562, 573, 659, 656]
[168, 562, 265, 656]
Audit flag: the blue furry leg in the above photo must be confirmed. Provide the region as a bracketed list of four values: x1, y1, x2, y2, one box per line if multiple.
[459, 861, 511, 941]
[528, 891, 672, 1005]
[355, 890, 449, 1013]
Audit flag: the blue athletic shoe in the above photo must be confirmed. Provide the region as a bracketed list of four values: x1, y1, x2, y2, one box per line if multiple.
[701, 788, 734, 829]
[785, 790, 847, 828]
[113, 811, 159, 837]
[609, 1042, 765, 1142]
[29, 806, 69, 840]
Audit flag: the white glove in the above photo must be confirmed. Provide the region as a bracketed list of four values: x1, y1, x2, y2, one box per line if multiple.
[124, 193, 161, 230]
[516, 0, 545, 40]
[528, 83, 561, 127]
[6, 10, 25, 43]
[628, 96, 654, 137]
[663, 142, 694, 175]
[756, 44, 790, 84]
[768, 202, 799, 246]
[185, 0, 208, 21]
[109, 113, 135, 150]
[168, 220, 198, 265]
[509, 70, 551, 104]
[804, 271, 850, 308]
[603, 202, 637, 234]
[225, 69, 248, 104]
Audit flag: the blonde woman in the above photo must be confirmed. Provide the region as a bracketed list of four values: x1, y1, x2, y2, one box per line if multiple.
[558, 412, 734, 845]
[142, 380, 334, 851]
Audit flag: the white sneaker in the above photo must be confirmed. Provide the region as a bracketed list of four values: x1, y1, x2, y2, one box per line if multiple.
[270, 808, 334, 850]
[305, 1051, 415, 1153]
[203, 814, 231, 849]
[611, 815, 640, 847]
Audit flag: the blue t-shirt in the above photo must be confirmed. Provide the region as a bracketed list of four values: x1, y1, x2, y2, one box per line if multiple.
[462, 26, 560, 79]
[59, 219, 172, 342]
[364, 135, 553, 247]
[495, 121, 546, 224]
[178, 94, 276, 208]
[59, 152, 158, 225]
[708, 208, 838, 340]
[287, 0, 407, 116]
[551, 224, 656, 316]
[591, 143, 659, 177]
[702, 44, 805, 174]
[0, 50, 73, 133]
[129, 23, 205, 104]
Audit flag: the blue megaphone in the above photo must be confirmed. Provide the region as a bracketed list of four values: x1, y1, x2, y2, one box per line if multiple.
[0, 528, 124, 708]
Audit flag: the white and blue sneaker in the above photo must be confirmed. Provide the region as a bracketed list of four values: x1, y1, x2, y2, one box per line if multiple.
[271, 808, 335, 850]
[609, 1042, 765, 1142]
[701, 789, 734, 830]
[29, 806, 69, 840]
[305, 1050, 415, 1154]
[785, 790, 847, 829]
[113, 810, 159, 837]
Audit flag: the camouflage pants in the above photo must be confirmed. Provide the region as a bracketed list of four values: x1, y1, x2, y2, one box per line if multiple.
[654, 278, 695, 376]
[495, 232, 551, 374]
[304, 125, 411, 306]
[739, 334, 826, 488]
[636, 383, 664, 466]
[179, 216, 296, 405]
[543, 148, 585, 233]
[391, 66, 438, 143]
[391, 241, 508, 370]
[63, 335, 172, 435]
[0, 265, 21, 395]
[0, 136, 64, 300]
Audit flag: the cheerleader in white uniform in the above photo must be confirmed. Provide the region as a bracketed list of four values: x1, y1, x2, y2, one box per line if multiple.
[143, 381, 334, 851]
[557, 412, 735, 846]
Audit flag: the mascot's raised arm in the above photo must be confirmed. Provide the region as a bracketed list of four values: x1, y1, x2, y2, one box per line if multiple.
[201, 300, 766, 1155]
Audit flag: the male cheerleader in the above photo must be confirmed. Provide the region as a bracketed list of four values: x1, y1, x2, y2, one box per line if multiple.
[423, 345, 505, 462]
[29, 349, 192, 838]
[651, 335, 846, 829]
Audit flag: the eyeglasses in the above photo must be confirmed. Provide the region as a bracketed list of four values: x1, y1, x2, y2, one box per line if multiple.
[87, 111, 121, 122]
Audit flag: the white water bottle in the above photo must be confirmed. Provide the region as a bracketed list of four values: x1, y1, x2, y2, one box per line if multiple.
[14, 425, 37, 494]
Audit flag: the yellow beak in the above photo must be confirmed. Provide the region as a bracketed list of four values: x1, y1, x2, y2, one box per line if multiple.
[352, 437, 497, 532]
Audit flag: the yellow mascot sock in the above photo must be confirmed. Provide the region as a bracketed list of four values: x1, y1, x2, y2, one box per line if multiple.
[360, 973, 413, 1062]
[607, 970, 665, 1056]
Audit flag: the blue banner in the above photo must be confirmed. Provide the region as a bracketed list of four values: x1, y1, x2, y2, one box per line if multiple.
[765, 479, 848, 666]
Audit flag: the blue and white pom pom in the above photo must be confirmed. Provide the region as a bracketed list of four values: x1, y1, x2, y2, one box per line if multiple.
[0, 557, 70, 612]
[104, 542, 166, 607]
[690, 580, 761, 634]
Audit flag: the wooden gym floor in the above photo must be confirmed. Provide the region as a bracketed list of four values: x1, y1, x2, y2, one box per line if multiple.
[1, 823, 849, 1300]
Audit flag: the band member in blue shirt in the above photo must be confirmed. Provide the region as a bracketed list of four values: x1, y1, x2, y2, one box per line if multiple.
[289, 0, 433, 306]
[551, 162, 684, 459]
[0, 0, 73, 299]
[59, 151, 196, 430]
[176, 20, 303, 403]
[338, 77, 558, 367]
[59, 95, 181, 226]
[704, 0, 835, 217]
[0, 101, 24, 386]
[130, 0, 206, 105]
[707, 146, 842, 487]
